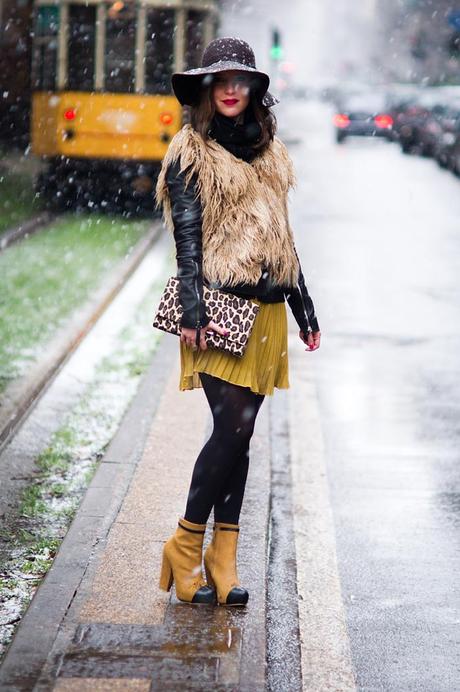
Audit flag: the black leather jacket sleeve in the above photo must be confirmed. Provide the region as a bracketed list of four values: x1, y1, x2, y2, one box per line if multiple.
[284, 250, 320, 334]
[165, 159, 211, 329]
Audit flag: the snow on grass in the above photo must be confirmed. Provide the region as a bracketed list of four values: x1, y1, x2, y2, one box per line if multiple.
[0, 214, 149, 393]
[0, 275, 167, 658]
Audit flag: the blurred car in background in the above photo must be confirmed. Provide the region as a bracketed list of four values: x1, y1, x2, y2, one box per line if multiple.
[333, 92, 393, 143]
[393, 90, 451, 155]
[442, 126, 460, 176]
[413, 103, 448, 157]
[392, 92, 433, 153]
[392, 88, 460, 158]
[330, 81, 460, 181]
[384, 86, 420, 143]
[433, 102, 460, 168]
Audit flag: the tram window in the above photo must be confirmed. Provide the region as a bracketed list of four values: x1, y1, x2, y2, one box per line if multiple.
[68, 5, 96, 91]
[105, 2, 136, 93]
[185, 11, 206, 70]
[145, 9, 175, 95]
[32, 5, 59, 91]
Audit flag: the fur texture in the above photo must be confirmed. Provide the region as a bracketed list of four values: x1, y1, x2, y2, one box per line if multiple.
[156, 124, 300, 287]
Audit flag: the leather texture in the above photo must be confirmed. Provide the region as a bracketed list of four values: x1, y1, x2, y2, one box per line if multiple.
[165, 158, 320, 334]
[166, 160, 210, 329]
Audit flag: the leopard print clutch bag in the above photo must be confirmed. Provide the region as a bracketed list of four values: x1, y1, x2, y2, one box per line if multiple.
[152, 276, 260, 357]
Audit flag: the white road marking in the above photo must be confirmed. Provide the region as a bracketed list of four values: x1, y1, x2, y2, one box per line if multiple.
[289, 342, 357, 691]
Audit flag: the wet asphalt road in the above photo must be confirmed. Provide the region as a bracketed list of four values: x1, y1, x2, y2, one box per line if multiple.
[283, 100, 460, 691]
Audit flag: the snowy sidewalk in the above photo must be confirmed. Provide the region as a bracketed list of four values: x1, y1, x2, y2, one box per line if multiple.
[0, 334, 271, 691]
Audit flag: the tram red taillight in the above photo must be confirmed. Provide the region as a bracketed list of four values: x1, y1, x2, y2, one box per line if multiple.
[160, 112, 173, 125]
[64, 108, 76, 121]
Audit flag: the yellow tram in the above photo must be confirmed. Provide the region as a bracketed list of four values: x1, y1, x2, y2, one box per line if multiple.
[31, 0, 219, 210]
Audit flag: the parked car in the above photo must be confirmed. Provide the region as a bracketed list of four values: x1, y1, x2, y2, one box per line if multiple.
[433, 101, 460, 169]
[385, 87, 421, 143]
[393, 92, 434, 153]
[414, 103, 448, 157]
[394, 89, 459, 156]
[333, 92, 393, 143]
[444, 127, 460, 176]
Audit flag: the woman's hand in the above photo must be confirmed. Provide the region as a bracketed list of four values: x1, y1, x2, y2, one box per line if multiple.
[299, 329, 321, 351]
[180, 321, 229, 351]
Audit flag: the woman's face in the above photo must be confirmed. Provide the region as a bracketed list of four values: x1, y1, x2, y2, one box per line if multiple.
[212, 70, 251, 118]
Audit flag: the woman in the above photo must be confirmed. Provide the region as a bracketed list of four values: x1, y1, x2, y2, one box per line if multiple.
[156, 37, 320, 606]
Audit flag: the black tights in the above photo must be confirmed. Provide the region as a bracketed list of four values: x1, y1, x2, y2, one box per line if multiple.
[184, 373, 264, 525]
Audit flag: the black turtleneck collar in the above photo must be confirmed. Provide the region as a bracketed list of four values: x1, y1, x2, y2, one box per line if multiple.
[208, 104, 262, 163]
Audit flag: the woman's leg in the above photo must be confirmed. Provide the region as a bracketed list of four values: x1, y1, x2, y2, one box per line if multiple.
[212, 391, 264, 523]
[184, 373, 264, 525]
[212, 450, 249, 524]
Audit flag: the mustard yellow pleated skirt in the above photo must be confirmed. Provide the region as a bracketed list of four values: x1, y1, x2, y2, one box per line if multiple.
[179, 299, 289, 396]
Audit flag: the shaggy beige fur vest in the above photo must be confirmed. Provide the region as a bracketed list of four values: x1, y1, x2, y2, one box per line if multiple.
[156, 124, 299, 287]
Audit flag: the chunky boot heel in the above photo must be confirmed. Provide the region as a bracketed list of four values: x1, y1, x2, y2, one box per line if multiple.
[159, 552, 173, 592]
[204, 522, 249, 606]
[204, 564, 215, 590]
[160, 518, 215, 604]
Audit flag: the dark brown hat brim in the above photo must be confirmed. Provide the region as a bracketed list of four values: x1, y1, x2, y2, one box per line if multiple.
[172, 61, 279, 108]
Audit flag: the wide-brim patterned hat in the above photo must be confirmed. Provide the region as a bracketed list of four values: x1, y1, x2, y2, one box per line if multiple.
[172, 37, 279, 108]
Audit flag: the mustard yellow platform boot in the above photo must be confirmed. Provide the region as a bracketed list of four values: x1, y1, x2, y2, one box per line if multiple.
[159, 518, 215, 604]
[204, 522, 249, 606]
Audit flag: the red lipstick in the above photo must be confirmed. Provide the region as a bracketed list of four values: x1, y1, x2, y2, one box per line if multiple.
[223, 99, 238, 105]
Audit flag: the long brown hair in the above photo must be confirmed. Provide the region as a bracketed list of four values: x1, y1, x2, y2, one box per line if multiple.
[189, 80, 277, 151]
